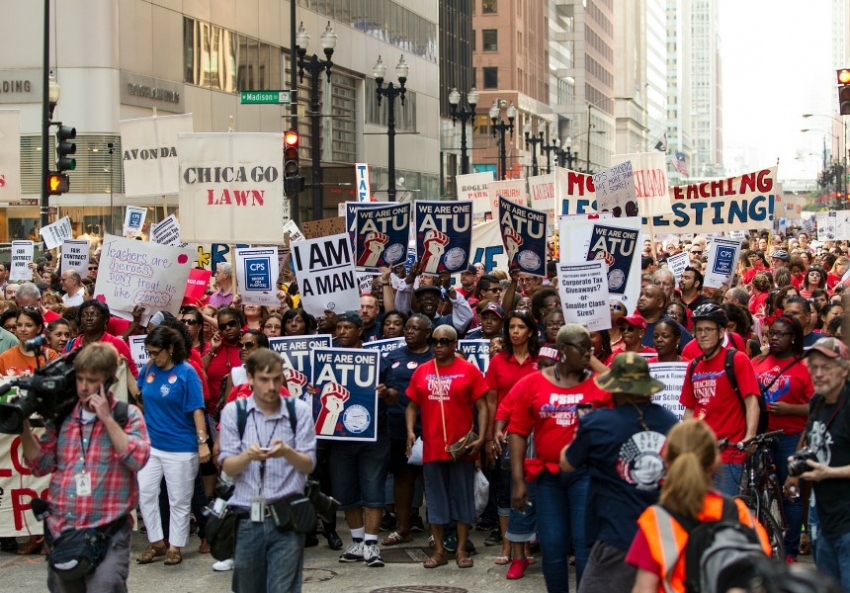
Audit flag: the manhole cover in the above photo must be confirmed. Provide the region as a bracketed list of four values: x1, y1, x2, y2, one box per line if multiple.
[370, 588, 468, 593]
[303, 568, 337, 582]
[380, 546, 432, 564]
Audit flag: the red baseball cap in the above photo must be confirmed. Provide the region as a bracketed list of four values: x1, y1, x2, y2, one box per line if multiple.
[616, 314, 648, 330]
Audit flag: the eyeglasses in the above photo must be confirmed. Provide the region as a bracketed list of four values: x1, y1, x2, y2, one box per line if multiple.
[88, 267, 98, 271]
[80, 312, 101, 320]
[264, 323, 281, 330]
[218, 319, 240, 331]
[694, 327, 719, 335]
[181, 318, 199, 326]
[767, 331, 792, 338]
[610, 304, 624, 311]
[545, 322, 563, 329]
[240, 341, 257, 350]
[146, 348, 164, 357]
[428, 337, 456, 347]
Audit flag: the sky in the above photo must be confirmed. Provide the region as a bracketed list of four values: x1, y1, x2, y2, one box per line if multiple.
[720, 0, 837, 181]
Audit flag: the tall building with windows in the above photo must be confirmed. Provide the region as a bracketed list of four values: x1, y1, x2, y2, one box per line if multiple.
[690, 0, 724, 177]
[665, 0, 694, 182]
[0, 0, 440, 240]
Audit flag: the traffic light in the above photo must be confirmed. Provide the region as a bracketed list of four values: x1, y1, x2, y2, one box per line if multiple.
[55, 125, 77, 172]
[46, 172, 69, 195]
[837, 69, 850, 115]
[283, 129, 304, 194]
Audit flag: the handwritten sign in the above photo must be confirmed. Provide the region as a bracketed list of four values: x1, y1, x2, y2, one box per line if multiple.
[457, 171, 495, 218]
[60, 239, 90, 276]
[9, 240, 33, 281]
[39, 216, 72, 250]
[594, 161, 636, 217]
[129, 335, 150, 373]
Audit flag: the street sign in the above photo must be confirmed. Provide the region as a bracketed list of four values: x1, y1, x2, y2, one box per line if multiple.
[240, 90, 293, 105]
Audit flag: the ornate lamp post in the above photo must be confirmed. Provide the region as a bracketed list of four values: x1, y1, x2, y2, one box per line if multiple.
[448, 86, 479, 175]
[489, 100, 516, 181]
[374, 55, 408, 201]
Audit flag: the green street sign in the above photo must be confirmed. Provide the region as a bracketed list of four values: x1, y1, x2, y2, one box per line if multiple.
[240, 90, 293, 105]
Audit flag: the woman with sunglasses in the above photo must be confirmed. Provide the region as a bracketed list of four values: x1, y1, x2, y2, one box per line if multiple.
[751, 315, 813, 563]
[179, 306, 207, 355]
[799, 267, 827, 300]
[202, 307, 244, 420]
[219, 329, 270, 403]
[260, 311, 285, 338]
[609, 301, 628, 350]
[136, 326, 208, 567]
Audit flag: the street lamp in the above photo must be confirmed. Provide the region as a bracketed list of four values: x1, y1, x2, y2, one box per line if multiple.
[490, 100, 516, 180]
[374, 55, 408, 202]
[541, 133, 560, 174]
[297, 21, 337, 220]
[448, 86, 478, 175]
[524, 121, 544, 177]
[552, 137, 579, 170]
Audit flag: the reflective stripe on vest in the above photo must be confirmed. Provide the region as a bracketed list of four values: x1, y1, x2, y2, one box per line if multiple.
[651, 507, 686, 593]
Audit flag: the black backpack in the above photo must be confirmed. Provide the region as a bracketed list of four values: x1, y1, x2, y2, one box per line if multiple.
[687, 348, 768, 434]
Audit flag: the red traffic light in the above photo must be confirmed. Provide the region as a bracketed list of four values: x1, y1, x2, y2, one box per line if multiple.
[47, 172, 69, 195]
[838, 69, 850, 85]
[284, 130, 299, 147]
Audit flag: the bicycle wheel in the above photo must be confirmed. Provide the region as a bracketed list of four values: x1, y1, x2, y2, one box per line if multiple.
[758, 500, 786, 561]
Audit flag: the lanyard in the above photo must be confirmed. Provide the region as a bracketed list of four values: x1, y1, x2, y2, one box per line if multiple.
[250, 411, 280, 496]
[76, 410, 97, 473]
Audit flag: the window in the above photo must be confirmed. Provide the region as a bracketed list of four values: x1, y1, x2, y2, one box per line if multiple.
[483, 0, 497, 13]
[472, 29, 476, 52]
[483, 67, 498, 89]
[482, 29, 498, 51]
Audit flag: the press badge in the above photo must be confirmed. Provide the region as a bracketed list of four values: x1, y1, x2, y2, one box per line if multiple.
[250, 496, 265, 522]
[75, 472, 92, 497]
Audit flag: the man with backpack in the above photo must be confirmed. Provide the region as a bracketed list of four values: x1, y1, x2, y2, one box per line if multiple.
[679, 303, 762, 497]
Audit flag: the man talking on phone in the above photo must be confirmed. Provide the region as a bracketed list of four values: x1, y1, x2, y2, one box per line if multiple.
[20, 342, 151, 592]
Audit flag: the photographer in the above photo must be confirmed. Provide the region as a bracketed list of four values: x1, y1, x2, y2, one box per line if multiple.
[19, 343, 150, 592]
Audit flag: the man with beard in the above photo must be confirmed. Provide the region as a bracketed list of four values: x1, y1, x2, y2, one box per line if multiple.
[679, 267, 711, 311]
[636, 284, 693, 352]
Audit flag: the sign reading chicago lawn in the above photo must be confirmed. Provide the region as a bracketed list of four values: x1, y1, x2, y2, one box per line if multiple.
[415, 201, 473, 275]
[311, 347, 379, 442]
[178, 132, 286, 244]
[290, 233, 360, 317]
[355, 202, 410, 272]
[498, 196, 547, 277]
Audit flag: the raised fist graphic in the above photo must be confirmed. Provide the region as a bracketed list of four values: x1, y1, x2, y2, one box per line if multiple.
[357, 231, 389, 268]
[284, 368, 308, 399]
[504, 226, 524, 266]
[315, 382, 351, 435]
[421, 230, 450, 275]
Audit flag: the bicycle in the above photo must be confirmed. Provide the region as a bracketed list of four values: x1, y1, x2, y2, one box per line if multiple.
[719, 430, 787, 561]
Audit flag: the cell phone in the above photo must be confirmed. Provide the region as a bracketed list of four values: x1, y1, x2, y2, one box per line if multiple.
[259, 447, 271, 452]
[101, 378, 114, 395]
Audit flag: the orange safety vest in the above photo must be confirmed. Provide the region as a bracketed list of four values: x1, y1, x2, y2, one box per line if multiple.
[636, 492, 771, 593]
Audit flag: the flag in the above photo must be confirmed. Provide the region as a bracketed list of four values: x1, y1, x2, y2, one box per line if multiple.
[672, 151, 688, 176]
[654, 132, 668, 153]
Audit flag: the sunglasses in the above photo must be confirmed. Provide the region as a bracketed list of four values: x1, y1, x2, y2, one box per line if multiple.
[691, 250, 703, 255]
[181, 318, 200, 326]
[240, 341, 257, 350]
[218, 319, 240, 331]
[428, 337, 456, 347]
[611, 304, 624, 311]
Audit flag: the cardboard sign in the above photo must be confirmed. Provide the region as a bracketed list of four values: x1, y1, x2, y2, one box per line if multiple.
[557, 261, 612, 331]
[94, 234, 194, 315]
[0, 433, 51, 536]
[39, 216, 72, 250]
[487, 179, 527, 219]
[414, 201, 473, 275]
[119, 113, 194, 198]
[704, 238, 742, 289]
[151, 214, 182, 246]
[182, 268, 212, 306]
[457, 171, 495, 217]
[311, 347, 380, 442]
[302, 216, 347, 240]
[234, 247, 279, 307]
[593, 161, 636, 217]
[610, 152, 672, 217]
[354, 203, 411, 272]
[60, 239, 90, 276]
[498, 196, 547, 277]
[648, 362, 688, 421]
[269, 335, 333, 400]
[9, 240, 33, 281]
[363, 337, 406, 358]
[290, 233, 360, 317]
[528, 173, 555, 220]
[458, 339, 491, 375]
[0, 110, 22, 204]
[123, 206, 147, 237]
[666, 251, 690, 282]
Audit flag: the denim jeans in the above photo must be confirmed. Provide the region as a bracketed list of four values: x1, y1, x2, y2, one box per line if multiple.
[769, 432, 803, 558]
[535, 470, 590, 593]
[713, 462, 743, 497]
[232, 516, 305, 593]
[813, 528, 850, 593]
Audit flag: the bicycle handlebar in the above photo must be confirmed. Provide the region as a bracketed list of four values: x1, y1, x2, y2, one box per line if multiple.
[717, 430, 784, 451]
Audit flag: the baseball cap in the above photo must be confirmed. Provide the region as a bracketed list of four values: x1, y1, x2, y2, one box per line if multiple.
[806, 337, 849, 361]
[770, 250, 790, 262]
[480, 303, 505, 318]
[616, 314, 648, 330]
[336, 311, 363, 327]
[462, 265, 478, 275]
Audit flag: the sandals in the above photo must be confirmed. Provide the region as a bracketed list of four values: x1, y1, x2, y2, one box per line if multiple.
[456, 554, 474, 568]
[382, 531, 413, 546]
[423, 551, 448, 568]
[136, 541, 167, 564]
[163, 548, 182, 566]
[494, 555, 511, 565]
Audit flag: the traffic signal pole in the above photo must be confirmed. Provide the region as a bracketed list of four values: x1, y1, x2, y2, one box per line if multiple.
[40, 0, 50, 232]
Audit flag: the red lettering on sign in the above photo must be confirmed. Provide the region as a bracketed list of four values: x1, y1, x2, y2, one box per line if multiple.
[207, 189, 266, 206]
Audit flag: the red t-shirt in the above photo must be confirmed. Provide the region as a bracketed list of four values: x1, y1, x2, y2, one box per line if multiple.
[748, 292, 768, 316]
[680, 332, 745, 362]
[742, 266, 767, 285]
[507, 371, 612, 466]
[106, 316, 131, 338]
[752, 354, 813, 435]
[608, 345, 656, 365]
[205, 343, 242, 416]
[680, 345, 761, 463]
[42, 309, 61, 324]
[827, 272, 842, 291]
[407, 357, 488, 463]
[791, 273, 804, 290]
[68, 332, 139, 378]
[486, 351, 539, 408]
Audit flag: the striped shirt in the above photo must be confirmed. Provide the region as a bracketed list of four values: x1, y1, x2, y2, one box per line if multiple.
[25, 400, 150, 535]
[218, 395, 317, 509]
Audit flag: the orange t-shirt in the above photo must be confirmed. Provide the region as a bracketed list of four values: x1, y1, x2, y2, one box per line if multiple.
[0, 346, 59, 377]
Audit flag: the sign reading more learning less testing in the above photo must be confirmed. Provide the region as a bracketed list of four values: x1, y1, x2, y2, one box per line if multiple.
[240, 90, 293, 105]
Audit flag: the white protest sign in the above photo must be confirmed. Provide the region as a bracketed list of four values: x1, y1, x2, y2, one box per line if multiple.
[151, 214, 182, 246]
[528, 173, 555, 219]
[129, 335, 150, 373]
[457, 171, 495, 217]
[487, 179, 527, 219]
[666, 251, 690, 282]
[119, 113, 194, 197]
[817, 211, 837, 242]
[234, 247, 280, 307]
[60, 239, 90, 276]
[0, 432, 51, 536]
[558, 261, 611, 331]
[0, 110, 22, 204]
[123, 206, 147, 237]
[834, 210, 850, 240]
[290, 233, 360, 318]
[648, 362, 688, 421]
[94, 234, 194, 315]
[355, 163, 373, 202]
[39, 216, 72, 250]
[610, 152, 672, 217]
[458, 339, 492, 375]
[283, 219, 305, 242]
[10, 241, 33, 281]
[704, 238, 742, 289]
[593, 161, 636, 217]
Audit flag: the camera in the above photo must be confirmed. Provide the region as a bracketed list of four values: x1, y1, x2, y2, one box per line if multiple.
[0, 351, 79, 434]
[787, 448, 818, 478]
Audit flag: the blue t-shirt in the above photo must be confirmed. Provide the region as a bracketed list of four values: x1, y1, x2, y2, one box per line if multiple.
[136, 361, 204, 452]
[381, 347, 434, 440]
[566, 403, 679, 551]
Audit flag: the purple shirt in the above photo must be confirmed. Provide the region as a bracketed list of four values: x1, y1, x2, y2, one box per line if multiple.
[208, 288, 233, 308]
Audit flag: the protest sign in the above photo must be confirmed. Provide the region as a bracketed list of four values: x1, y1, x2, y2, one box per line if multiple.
[344, 201, 383, 251]
[457, 171, 495, 218]
[311, 347, 379, 441]
[458, 339, 491, 375]
[528, 173, 555, 220]
[470, 220, 509, 273]
[302, 217, 346, 240]
[129, 335, 150, 373]
[151, 214, 182, 246]
[559, 216, 642, 307]
[9, 241, 33, 281]
[39, 216, 72, 250]
[182, 268, 212, 306]
[354, 202, 411, 272]
[123, 206, 147, 237]
[834, 210, 850, 240]
[178, 132, 286, 244]
[704, 238, 742, 289]
[363, 337, 406, 358]
[0, 433, 51, 536]
[650, 167, 776, 233]
[666, 251, 690, 282]
[593, 161, 636, 217]
[290, 233, 360, 317]
[283, 219, 305, 242]
[554, 167, 598, 216]
[557, 262, 611, 331]
[498, 196, 547, 277]
[0, 110, 21, 204]
[355, 163, 373, 202]
[610, 152, 671, 217]
[269, 335, 333, 400]
[487, 179, 527, 219]
[234, 247, 279, 307]
[415, 201, 473, 275]
[817, 211, 836, 242]
[94, 234, 194, 315]
[648, 362, 688, 421]
[119, 113, 193, 198]
[61, 239, 90, 276]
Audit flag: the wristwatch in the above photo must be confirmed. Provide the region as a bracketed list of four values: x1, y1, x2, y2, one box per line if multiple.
[197, 430, 209, 445]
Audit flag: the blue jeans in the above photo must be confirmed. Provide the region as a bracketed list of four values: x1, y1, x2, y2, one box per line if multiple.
[329, 436, 389, 510]
[713, 462, 743, 497]
[814, 528, 850, 593]
[769, 432, 803, 558]
[535, 470, 590, 593]
[233, 516, 305, 593]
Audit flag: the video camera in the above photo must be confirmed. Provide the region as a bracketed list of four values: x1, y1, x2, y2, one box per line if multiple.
[0, 350, 79, 434]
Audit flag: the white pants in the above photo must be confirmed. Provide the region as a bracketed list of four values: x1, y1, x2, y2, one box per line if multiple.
[137, 448, 199, 548]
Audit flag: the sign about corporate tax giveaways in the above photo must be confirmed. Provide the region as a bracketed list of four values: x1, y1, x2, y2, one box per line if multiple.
[415, 201, 473, 275]
[649, 362, 688, 421]
[61, 239, 90, 277]
[151, 214, 183, 246]
[498, 196, 547, 277]
[558, 261, 611, 331]
[290, 233, 360, 318]
[355, 202, 411, 272]
[311, 347, 379, 442]
[234, 247, 279, 307]
[269, 335, 333, 401]
[94, 234, 194, 316]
